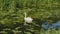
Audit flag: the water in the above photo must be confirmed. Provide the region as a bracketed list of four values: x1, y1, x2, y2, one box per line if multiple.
[42, 21, 60, 30]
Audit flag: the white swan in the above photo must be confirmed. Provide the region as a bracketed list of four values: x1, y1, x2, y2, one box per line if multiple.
[24, 12, 33, 24]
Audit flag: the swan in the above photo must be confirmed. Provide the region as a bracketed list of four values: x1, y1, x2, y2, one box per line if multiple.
[24, 12, 33, 25]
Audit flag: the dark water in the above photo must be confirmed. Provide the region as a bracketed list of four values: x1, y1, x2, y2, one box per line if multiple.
[42, 21, 60, 30]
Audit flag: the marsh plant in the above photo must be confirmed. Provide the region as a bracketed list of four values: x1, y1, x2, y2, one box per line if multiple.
[0, 0, 60, 34]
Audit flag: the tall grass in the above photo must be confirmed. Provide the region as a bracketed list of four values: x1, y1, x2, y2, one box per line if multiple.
[0, 0, 60, 34]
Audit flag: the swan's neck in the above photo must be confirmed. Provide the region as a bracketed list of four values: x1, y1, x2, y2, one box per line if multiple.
[24, 12, 27, 25]
[25, 12, 26, 18]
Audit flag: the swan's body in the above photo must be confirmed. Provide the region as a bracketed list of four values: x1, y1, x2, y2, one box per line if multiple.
[24, 17, 33, 23]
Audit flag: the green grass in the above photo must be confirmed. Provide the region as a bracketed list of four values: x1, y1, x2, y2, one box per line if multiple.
[1, 29, 60, 34]
[0, 0, 60, 34]
[40, 29, 60, 34]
